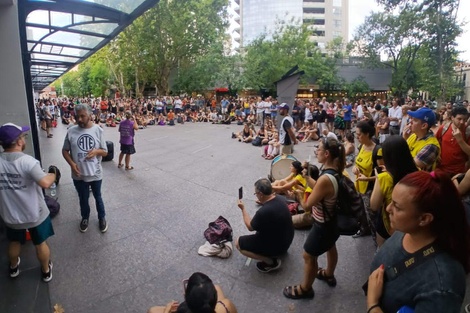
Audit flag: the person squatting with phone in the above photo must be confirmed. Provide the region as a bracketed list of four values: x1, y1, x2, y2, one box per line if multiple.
[235, 178, 294, 273]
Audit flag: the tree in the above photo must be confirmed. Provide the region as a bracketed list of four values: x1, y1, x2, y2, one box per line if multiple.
[354, 0, 463, 101]
[342, 76, 370, 98]
[241, 18, 337, 94]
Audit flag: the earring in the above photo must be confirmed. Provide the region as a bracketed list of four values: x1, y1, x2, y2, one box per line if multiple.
[419, 222, 424, 226]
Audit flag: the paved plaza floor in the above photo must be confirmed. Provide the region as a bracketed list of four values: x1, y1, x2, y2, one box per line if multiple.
[1, 120, 469, 313]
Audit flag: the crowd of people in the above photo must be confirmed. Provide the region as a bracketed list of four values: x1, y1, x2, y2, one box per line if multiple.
[3, 94, 470, 313]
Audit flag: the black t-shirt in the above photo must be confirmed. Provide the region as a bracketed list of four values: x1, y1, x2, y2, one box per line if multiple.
[251, 195, 294, 253]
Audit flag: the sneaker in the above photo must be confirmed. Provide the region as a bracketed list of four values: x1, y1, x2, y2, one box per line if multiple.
[99, 218, 108, 233]
[256, 258, 281, 273]
[9, 257, 20, 278]
[42, 261, 53, 282]
[79, 218, 88, 233]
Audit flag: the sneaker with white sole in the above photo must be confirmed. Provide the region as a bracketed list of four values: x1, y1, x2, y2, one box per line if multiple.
[42, 260, 53, 282]
[79, 218, 88, 233]
[256, 258, 281, 273]
[9, 257, 20, 278]
[99, 218, 108, 233]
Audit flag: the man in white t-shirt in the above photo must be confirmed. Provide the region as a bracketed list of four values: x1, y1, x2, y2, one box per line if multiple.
[388, 100, 402, 135]
[256, 98, 265, 126]
[62, 104, 109, 233]
[0, 123, 56, 282]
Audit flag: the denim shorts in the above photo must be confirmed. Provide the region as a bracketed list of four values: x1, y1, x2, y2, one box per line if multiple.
[6, 216, 54, 245]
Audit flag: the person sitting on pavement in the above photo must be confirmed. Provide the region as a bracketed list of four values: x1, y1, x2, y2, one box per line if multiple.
[271, 161, 306, 194]
[263, 131, 280, 160]
[148, 272, 237, 313]
[256, 124, 269, 145]
[236, 178, 294, 273]
[237, 123, 255, 143]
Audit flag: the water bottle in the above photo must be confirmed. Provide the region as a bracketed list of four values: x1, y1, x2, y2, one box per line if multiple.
[50, 183, 56, 197]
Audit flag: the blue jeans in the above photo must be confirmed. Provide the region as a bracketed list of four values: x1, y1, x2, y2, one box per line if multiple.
[73, 179, 106, 220]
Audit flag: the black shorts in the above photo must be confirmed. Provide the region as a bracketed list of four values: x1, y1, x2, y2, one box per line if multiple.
[120, 144, 136, 155]
[6, 216, 54, 245]
[375, 209, 391, 240]
[344, 120, 352, 130]
[238, 234, 285, 257]
[304, 221, 339, 257]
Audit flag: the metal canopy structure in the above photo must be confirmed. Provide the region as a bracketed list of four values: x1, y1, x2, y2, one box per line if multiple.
[21, 0, 159, 91]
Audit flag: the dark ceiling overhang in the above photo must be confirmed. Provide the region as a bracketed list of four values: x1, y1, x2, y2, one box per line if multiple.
[20, 0, 160, 91]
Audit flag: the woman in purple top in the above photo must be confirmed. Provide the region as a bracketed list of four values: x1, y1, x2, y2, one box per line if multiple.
[118, 111, 138, 170]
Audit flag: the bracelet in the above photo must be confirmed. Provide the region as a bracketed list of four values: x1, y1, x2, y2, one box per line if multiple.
[367, 304, 380, 313]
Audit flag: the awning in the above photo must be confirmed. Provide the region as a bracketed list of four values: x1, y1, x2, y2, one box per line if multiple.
[20, 0, 159, 91]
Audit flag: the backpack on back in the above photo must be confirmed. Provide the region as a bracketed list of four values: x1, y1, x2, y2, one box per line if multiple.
[323, 169, 365, 236]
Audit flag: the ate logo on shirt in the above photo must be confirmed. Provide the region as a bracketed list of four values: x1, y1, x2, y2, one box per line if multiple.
[77, 134, 96, 152]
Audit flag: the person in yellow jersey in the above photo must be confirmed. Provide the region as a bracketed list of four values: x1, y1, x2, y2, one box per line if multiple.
[352, 120, 384, 238]
[370, 136, 418, 247]
[402, 107, 440, 171]
[271, 161, 307, 194]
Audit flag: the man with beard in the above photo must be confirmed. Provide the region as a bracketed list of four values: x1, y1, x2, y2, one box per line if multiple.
[436, 106, 470, 177]
[0, 123, 56, 282]
[278, 103, 298, 155]
[62, 104, 109, 233]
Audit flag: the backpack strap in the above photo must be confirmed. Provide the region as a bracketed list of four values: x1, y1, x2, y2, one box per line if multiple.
[320, 169, 340, 221]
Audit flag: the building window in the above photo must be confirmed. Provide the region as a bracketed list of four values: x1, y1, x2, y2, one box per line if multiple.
[303, 7, 325, 14]
[333, 31, 342, 38]
[334, 19, 341, 28]
[313, 30, 325, 36]
[333, 8, 341, 15]
[333, 0, 342, 7]
[304, 0, 325, 2]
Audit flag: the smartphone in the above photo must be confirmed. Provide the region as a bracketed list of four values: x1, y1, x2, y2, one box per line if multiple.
[238, 187, 243, 199]
[183, 279, 188, 292]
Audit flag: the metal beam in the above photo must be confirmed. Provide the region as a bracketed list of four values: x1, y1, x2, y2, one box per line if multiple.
[26, 22, 110, 39]
[27, 40, 93, 51]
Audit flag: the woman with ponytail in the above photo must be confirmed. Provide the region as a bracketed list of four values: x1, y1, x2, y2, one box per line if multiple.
[148, 272, 237, 313]
[366, 170, 470, 313]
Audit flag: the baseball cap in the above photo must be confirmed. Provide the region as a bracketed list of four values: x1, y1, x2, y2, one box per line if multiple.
[0, 123, 30, 145]
[279, 103, 289, 110]
[407, 108, 436, 125]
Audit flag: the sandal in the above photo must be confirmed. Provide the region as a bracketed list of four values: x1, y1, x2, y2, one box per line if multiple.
[125, 166, 134, 170]
[317, 268, 337, 287]
[118, 164, 124, 168]
[283, 285, 314, 300]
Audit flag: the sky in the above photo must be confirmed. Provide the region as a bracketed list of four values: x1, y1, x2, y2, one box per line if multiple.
[348, 0, 470, 62]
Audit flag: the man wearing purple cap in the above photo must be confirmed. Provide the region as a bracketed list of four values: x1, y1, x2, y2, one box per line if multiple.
[403, 107, 440, 171]
[0, 123, 56, 282]
[278, 103, 298, 154]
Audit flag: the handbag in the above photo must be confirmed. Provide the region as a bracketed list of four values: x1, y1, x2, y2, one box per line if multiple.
[203, 216, 233, 244]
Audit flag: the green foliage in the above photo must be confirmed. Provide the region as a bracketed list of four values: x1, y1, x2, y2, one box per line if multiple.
[342, 76, 370, 98]
[353, 0, 463, 101]
[241, 18, 342, 94]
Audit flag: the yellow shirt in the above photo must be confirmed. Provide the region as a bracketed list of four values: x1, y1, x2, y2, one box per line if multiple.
[406, 133, 440, 170]
[377, 171, 393, 234]
[355, 145, 382, 194]
[294, 174, 307, 190]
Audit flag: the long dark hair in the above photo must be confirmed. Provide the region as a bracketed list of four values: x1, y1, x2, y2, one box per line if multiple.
[382, 136, 417, 185]
[399, 171, 470, 273]
[177, 272, 217, 313]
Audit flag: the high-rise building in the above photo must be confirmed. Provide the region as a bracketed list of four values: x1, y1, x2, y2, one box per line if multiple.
[231, 0, 349, 51]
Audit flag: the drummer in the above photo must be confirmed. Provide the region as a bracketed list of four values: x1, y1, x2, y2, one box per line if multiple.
[271, 161, 307, 195]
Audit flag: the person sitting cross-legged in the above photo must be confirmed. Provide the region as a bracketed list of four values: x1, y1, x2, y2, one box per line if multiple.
[235, 178, 294, 273]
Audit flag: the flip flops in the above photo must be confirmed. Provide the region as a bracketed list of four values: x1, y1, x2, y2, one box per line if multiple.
[125, 166, 134, 170]
[283, 285, 314, 300]
[118, 164, 124, 168]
